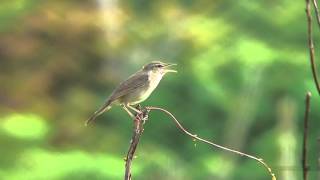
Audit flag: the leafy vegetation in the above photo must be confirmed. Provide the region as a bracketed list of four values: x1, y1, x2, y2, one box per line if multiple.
[0, 0, 319, 179]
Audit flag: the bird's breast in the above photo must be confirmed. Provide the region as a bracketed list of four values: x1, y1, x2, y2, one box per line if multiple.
[134, 73, 162, 103]
[124, 72, 163, 105]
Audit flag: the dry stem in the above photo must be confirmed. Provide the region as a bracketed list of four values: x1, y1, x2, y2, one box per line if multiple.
[306, 0, 320, 94]
[302, 92, 312, 180]
[123, 106, 276, 180]
[313, 0, 320, 27]
[124, 108, 149, 180]
[145, 106, 276, 180]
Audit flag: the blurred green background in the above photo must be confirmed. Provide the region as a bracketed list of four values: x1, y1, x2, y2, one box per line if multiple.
[0, 0, 319, 180]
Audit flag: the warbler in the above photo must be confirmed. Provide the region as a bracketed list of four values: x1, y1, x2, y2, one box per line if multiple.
[85, 61, 177, 126]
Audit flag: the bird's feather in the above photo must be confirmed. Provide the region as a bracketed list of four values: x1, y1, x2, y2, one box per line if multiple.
[85, 100, 112, 126]
[85, 71, 149, 126]
[108, 71, 149, 102]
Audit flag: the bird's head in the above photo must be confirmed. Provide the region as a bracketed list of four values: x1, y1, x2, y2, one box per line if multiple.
[142, 61, 177, 75]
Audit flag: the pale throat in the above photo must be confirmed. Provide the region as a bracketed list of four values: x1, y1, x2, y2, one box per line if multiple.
[127, 70, 164, 105]
[148, 70, 163, 88]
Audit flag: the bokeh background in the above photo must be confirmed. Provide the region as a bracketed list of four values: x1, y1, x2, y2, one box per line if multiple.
[0, 0, 319, 180]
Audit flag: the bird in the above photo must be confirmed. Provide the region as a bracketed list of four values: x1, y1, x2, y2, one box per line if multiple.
[85, 61, 177, 126]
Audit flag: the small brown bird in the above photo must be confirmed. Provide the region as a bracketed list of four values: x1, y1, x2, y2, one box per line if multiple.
[85, 61, 177, 126]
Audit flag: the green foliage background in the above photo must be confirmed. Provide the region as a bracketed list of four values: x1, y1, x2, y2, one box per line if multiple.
[0, 0, 319, 179]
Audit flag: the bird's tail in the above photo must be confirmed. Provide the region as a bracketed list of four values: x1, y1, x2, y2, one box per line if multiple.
[85, 100, 112, 126]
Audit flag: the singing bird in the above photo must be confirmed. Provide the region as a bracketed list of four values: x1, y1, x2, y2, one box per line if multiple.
[85, 61, 177, 126]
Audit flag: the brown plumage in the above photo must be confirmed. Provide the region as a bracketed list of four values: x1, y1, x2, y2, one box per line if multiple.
[85, 61, 177, 126]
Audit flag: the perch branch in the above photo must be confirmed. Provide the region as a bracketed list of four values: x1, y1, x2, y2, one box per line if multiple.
[124, 107, 149, 180]
[302, 92, 312, 180]
[146, 106, 276, 180]
[306, 0, 320, 94]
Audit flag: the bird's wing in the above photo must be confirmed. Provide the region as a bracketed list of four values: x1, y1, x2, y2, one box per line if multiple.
[108, 71, 149, 102]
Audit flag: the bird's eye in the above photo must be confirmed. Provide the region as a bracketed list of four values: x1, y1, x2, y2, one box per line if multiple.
[156, 64, 163, 68]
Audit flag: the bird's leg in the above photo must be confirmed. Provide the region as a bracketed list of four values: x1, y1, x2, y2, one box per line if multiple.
[134, 104, 148, 124]
[121, 105, 135, 119]
[127, 104, 145, 121]
[136, 104, 148, 124]
[127, 105, 143, 114]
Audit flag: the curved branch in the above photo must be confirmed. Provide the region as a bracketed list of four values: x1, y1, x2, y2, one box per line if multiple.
[306, 0, 320, 94]
[146, 106, 276, 180]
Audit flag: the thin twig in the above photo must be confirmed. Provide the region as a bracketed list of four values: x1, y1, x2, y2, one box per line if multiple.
[124, 108, 149, 180]
[306, 0, 320, 94]
[317, 137, 320, 174]
[313, 0, 320, 27]
[146, 106, 276, 180]
[302, 92, 312, 180]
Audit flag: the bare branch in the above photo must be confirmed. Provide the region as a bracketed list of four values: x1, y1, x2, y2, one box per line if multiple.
[302, 92, 312, 180]
[123, 106, 276, 179]
[317, 137, 320, 174]
[313, 0, 320, 27]
[124, 107, 149, 180]
[306, 0, 320, 94]
[146, 106, 276, 180]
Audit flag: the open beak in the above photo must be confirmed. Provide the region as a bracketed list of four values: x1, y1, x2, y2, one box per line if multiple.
[163, 63, 177, 73]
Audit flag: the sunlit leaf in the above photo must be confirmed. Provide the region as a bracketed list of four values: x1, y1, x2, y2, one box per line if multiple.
[1, 114, 48, 140]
